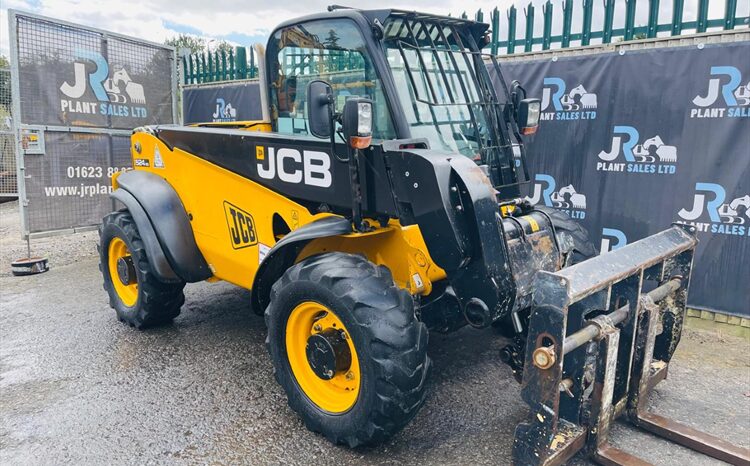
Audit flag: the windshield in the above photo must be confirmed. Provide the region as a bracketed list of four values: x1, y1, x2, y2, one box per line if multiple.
[268, 19, 395, 140]
[383, 18, 504, 162]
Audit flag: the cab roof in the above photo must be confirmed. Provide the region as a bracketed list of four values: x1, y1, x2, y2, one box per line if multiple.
[273, 5, 491, 42]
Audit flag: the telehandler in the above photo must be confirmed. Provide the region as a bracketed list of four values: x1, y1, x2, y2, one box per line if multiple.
[98, 6, 750, 465]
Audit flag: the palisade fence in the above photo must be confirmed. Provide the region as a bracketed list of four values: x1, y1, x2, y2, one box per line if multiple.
[464, 0, 749, 54]
[181, 46, 258, 84]
[180, 0, 748, 85]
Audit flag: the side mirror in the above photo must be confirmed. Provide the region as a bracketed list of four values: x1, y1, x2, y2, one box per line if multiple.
[307, 80, 333, 139]
[516, 98, 541, 135]
[509, 80, 540, 135]
[341, 98, 373, 149]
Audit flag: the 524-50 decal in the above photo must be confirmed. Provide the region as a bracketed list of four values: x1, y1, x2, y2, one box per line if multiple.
[224, 201, 258, 249]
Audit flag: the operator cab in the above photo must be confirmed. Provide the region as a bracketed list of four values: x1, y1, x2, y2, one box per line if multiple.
[264, 7, 540, 198]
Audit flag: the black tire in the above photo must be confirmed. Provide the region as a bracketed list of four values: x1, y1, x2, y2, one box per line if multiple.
[265, 252, 430, 447]
[535, 205, 597, 266]
[98, 211, 185, 329]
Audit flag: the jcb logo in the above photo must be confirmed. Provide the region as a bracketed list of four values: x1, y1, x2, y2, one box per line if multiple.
[224, 201, 257, 249]
[257, 147, 332, 188]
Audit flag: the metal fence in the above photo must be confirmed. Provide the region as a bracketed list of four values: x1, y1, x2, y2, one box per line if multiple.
[178, 1, 749, 86]
[182, 46, 258, 84]
[9, 10, 177, 236]
[461, 0, 749, 55]
[0, 67, 17, 198]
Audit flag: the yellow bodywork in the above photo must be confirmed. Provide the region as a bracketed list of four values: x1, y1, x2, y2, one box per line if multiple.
[119, 131, 445, 296]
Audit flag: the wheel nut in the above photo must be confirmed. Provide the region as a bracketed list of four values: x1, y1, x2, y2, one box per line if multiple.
[533, 347, 556, 370]
[325, 369, 334, 378]
[313, 324, 322, 332]
[346, 371, 355, 380]
[340, 331, 348, 340]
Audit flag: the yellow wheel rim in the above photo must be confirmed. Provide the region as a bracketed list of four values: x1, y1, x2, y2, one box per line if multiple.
[285, 301, 361, 413]
[108, 237, 138, 307]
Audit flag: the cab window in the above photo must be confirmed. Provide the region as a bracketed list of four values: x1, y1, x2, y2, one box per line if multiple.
[269, 19, 395, 140]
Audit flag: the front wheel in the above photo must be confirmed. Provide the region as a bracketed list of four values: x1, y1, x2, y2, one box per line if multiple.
[265, 252, 430, 447]
[99, 211, 185, 329]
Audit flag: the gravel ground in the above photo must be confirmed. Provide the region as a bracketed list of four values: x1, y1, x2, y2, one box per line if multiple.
[1, 201, 749, 465]
[0, 201, 99, 277]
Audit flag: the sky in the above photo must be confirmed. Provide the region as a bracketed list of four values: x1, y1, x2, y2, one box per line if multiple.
[1, 0, 746, 58]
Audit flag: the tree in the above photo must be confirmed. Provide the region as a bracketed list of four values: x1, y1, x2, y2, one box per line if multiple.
[165, 34, 206, 55]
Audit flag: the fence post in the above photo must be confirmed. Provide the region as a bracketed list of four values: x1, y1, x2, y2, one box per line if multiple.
[697, 0, 710, 32]
[648, 0, 660, 37]
[250, 46, 256, 78]
[672, 0, 684, 35]
[625, 0, 637, 40]
[200, 53, 207, 84]
[603, 0, 615, 43]
[475, 8, 484, 23]
[524, 2, 535, 52]
[582, 0, 593, 45]
[508, 5, 518, 54]
[491, 7, 500, 55]
[181, 56, 188, 84]
[221, 50, 227, 81]
[236, 46, 247, 79]
[562, 0, 573, 48]
[229, 49, 235, 80]
[543, 0, 553, 50]
[724, 0, 738, 29]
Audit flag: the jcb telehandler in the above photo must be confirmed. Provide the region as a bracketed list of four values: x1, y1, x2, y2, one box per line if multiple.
[98, 6, 750, 465]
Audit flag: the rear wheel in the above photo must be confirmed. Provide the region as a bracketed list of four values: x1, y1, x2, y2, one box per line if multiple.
[99, 211, 185, 328]
[265, 252, 430, 447]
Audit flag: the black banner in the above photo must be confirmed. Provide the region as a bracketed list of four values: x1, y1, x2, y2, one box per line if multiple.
[183, 81, 263, 124]
[16, 17, 174, 129]
[495, 42, 750, 316]
[11, 11, 176, 233]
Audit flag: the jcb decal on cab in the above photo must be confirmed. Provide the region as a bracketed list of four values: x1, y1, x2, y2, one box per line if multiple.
[256, 147, 332, 188]
[224, 201, 257, 249]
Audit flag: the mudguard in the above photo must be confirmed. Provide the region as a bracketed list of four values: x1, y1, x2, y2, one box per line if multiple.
[113, 170, 211, 283]
[251, 216, 352, 315]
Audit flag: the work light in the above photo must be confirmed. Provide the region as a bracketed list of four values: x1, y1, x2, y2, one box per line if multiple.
[343, 98, 373, 149]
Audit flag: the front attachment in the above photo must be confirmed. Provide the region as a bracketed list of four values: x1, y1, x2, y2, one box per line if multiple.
[512, 224, 750, 466]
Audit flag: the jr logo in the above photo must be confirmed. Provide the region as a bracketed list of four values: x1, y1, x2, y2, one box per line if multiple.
[690, 66, 750, 119]
[600, 228, 627, 254]
[596, 126, 677, 175]
[526, 173, 587, 219]
[212, 98, 237, 122]
[540, 77, 597, 121]
[59, 49, 147, 118]
[677, 182, 749, 237]
[224, 201, 258, 249]
[257, 147, 332, 188]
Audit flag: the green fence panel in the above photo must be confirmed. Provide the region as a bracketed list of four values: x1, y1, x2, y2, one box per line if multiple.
[562, 0, 574, 47]
[625, 0, 637, 40]
[524, 3, 535, 52]
[648, 0, 661, 37]
[672, 0, 685, 35]
[543, 0, 554, 49]
[508, 5, 518, 53]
